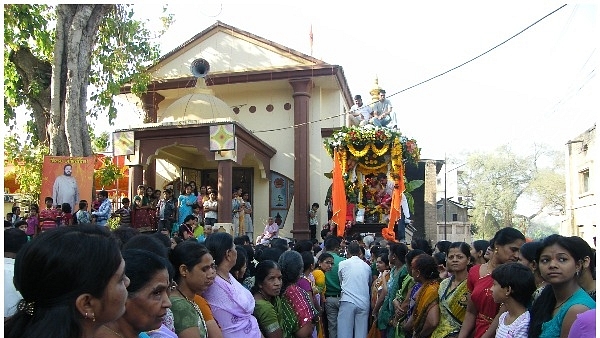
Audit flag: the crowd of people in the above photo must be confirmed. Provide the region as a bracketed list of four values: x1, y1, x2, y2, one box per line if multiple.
[4, 219, 596, 338]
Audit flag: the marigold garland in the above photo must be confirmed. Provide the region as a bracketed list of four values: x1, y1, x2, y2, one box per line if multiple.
[371, 143, 389, 156]
[347, 143, 369, 157]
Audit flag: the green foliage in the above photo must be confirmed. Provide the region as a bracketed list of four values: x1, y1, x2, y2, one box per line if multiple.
[4, 135, 48, 203]
[90, 129, 110, 153]
[4, 4, 170, 139]
[457, 144, 565, 239]
[95, 156, 124, 189]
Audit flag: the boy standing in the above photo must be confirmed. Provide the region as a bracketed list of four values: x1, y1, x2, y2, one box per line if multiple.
[308, 202, 320, 241]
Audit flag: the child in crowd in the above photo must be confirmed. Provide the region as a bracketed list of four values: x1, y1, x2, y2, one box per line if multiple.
[39, 197, 59, 232]
[60, 203, 73, 226]
[491, 262, 536, 338]
[308, 202, 319, 240]
[156, 190, 175, 233]
[25, 204, 38, 238]
[75, 200, 91, 224]
[113, 197, 132, 227]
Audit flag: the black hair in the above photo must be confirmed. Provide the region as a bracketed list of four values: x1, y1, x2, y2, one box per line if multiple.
[241, 235, 251, 244]
[61, 203, 72, 214]
[412, 254, 439, 280]
[123, 234, 169, 259]
[318, 252, 334, 264]
[278, 250, 303, 292]
[347, 242, 361, 256]
[29, 204, 39, 212]
[389, 242, 409, 264]
[231, 245, 248, 279]
[44, 196, 53, 203]
[122, 249, 170, 295]
[519, 241, 543, 264]
[234, 236, 246, 246]
[204, 232, 233, 266]
[472, 239, 489, 254]
[568, 236, 595, 279]
[405, 249, 425, 273]
[491, 262, 536, 307]
[271, 238, 289, 252]
[4, 228, 28, 254]
[5, 225, 122, 338]
[448, 241, 472, 258]
[492, 227, 525, 248]
[377, 250, 390, 266]
[294, 240, 314, 253]
[251, 260, 280, 294]
[256, 247, 284, 263]
[150, 232, 172, 251]
[12, 205, 20, 213]
[411, 238, 433, 255]
[169, 240, 211, 284]
[435, 240, 452, 255]
[323, 236, 341, 251]
[433, 252, 447, 267]
[301, 251, 315, 271]
[78, 200, 88, 210]
[121, 197, 130, 204]
[98, 190, 108, 198]
[111, 226, 141, 249]
[312, 202, 319, 208]
[529, 235, 587, 337]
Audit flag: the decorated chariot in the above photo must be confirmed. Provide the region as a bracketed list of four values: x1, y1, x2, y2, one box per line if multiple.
[324, 124, 422, 242]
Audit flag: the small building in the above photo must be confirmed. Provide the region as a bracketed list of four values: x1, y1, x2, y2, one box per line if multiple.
[436, 197, 472, 243]
[562, 124, 597, 248]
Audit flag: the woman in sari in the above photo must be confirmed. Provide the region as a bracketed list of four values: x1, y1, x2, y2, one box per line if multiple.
[312, 252, 333, 337]
[277, 250, 319, 338]
[403, 254, 441, 338]
[369, 250, 390, 337]
[252, 260, 283, 338]
[458, 227, 525, 338]
[204, 232, 262, 337]
[432, 242, 471, 338]
[377, 243, 408, 338]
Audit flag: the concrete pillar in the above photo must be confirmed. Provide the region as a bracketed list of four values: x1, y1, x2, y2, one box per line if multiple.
[217, 160, 233, 224]
[288, 78, 312, 240]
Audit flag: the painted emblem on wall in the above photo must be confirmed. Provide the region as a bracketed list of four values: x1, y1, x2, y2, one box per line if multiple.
[209, 124, 236, 151]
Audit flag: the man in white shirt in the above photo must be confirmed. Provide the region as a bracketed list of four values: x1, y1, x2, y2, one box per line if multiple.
[337, 242, 371, 338]
[348, 94, 373, 126]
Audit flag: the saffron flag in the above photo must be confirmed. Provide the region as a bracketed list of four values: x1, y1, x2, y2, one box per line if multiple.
[383, 164, 405, 242]
[331, 150, 347, 237]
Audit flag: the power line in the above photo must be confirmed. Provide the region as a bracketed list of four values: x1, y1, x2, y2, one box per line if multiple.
[252, 4, 568, 134]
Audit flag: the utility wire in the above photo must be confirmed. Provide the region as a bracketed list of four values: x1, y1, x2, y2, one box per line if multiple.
[252, 4, 568, 134]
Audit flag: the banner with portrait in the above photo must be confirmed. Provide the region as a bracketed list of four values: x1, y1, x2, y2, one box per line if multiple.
[40, 156, 95, 214]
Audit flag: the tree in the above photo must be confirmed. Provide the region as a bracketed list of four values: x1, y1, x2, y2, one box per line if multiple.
[457, 144, 565, 239]
[4, 4, 169, 155]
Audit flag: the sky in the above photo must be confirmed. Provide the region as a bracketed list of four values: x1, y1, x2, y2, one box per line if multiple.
[8, 2, 594, 161]
[113, 1, 597, 161]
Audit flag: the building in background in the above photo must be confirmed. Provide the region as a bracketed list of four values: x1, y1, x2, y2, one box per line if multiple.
[562, 124, 597, 248]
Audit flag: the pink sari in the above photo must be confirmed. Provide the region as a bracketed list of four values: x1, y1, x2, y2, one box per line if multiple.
[202, 273, 261, 338]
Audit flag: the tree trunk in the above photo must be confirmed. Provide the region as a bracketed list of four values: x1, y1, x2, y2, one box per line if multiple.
[8, 47, 52, 144]
[49, 4, 112, 156]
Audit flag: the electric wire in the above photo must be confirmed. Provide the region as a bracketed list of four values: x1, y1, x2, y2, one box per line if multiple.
[252, 4, 568, 134]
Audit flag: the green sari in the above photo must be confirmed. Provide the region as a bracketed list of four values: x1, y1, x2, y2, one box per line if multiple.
[431, 276, 468, 338]
[254, 299, 281, 337]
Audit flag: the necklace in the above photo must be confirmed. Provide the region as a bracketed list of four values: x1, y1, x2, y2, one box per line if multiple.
[217, 272, 232, 283]
[554, 291, 576, 310]
[176, 288, 208, 334]
[102, 325, 126, 338]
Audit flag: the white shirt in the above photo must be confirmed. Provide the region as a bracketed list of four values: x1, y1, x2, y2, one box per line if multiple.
[4, 257, 22, 317]
[495, 310, 530, 338]
[203, 200, 218, 219]
[338, 255, 371, 309]
[350, 103, 373, 121]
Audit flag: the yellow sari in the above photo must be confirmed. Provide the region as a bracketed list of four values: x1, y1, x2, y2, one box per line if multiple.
[411, 279, 440, 336]
[431, 276, 468, 338]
